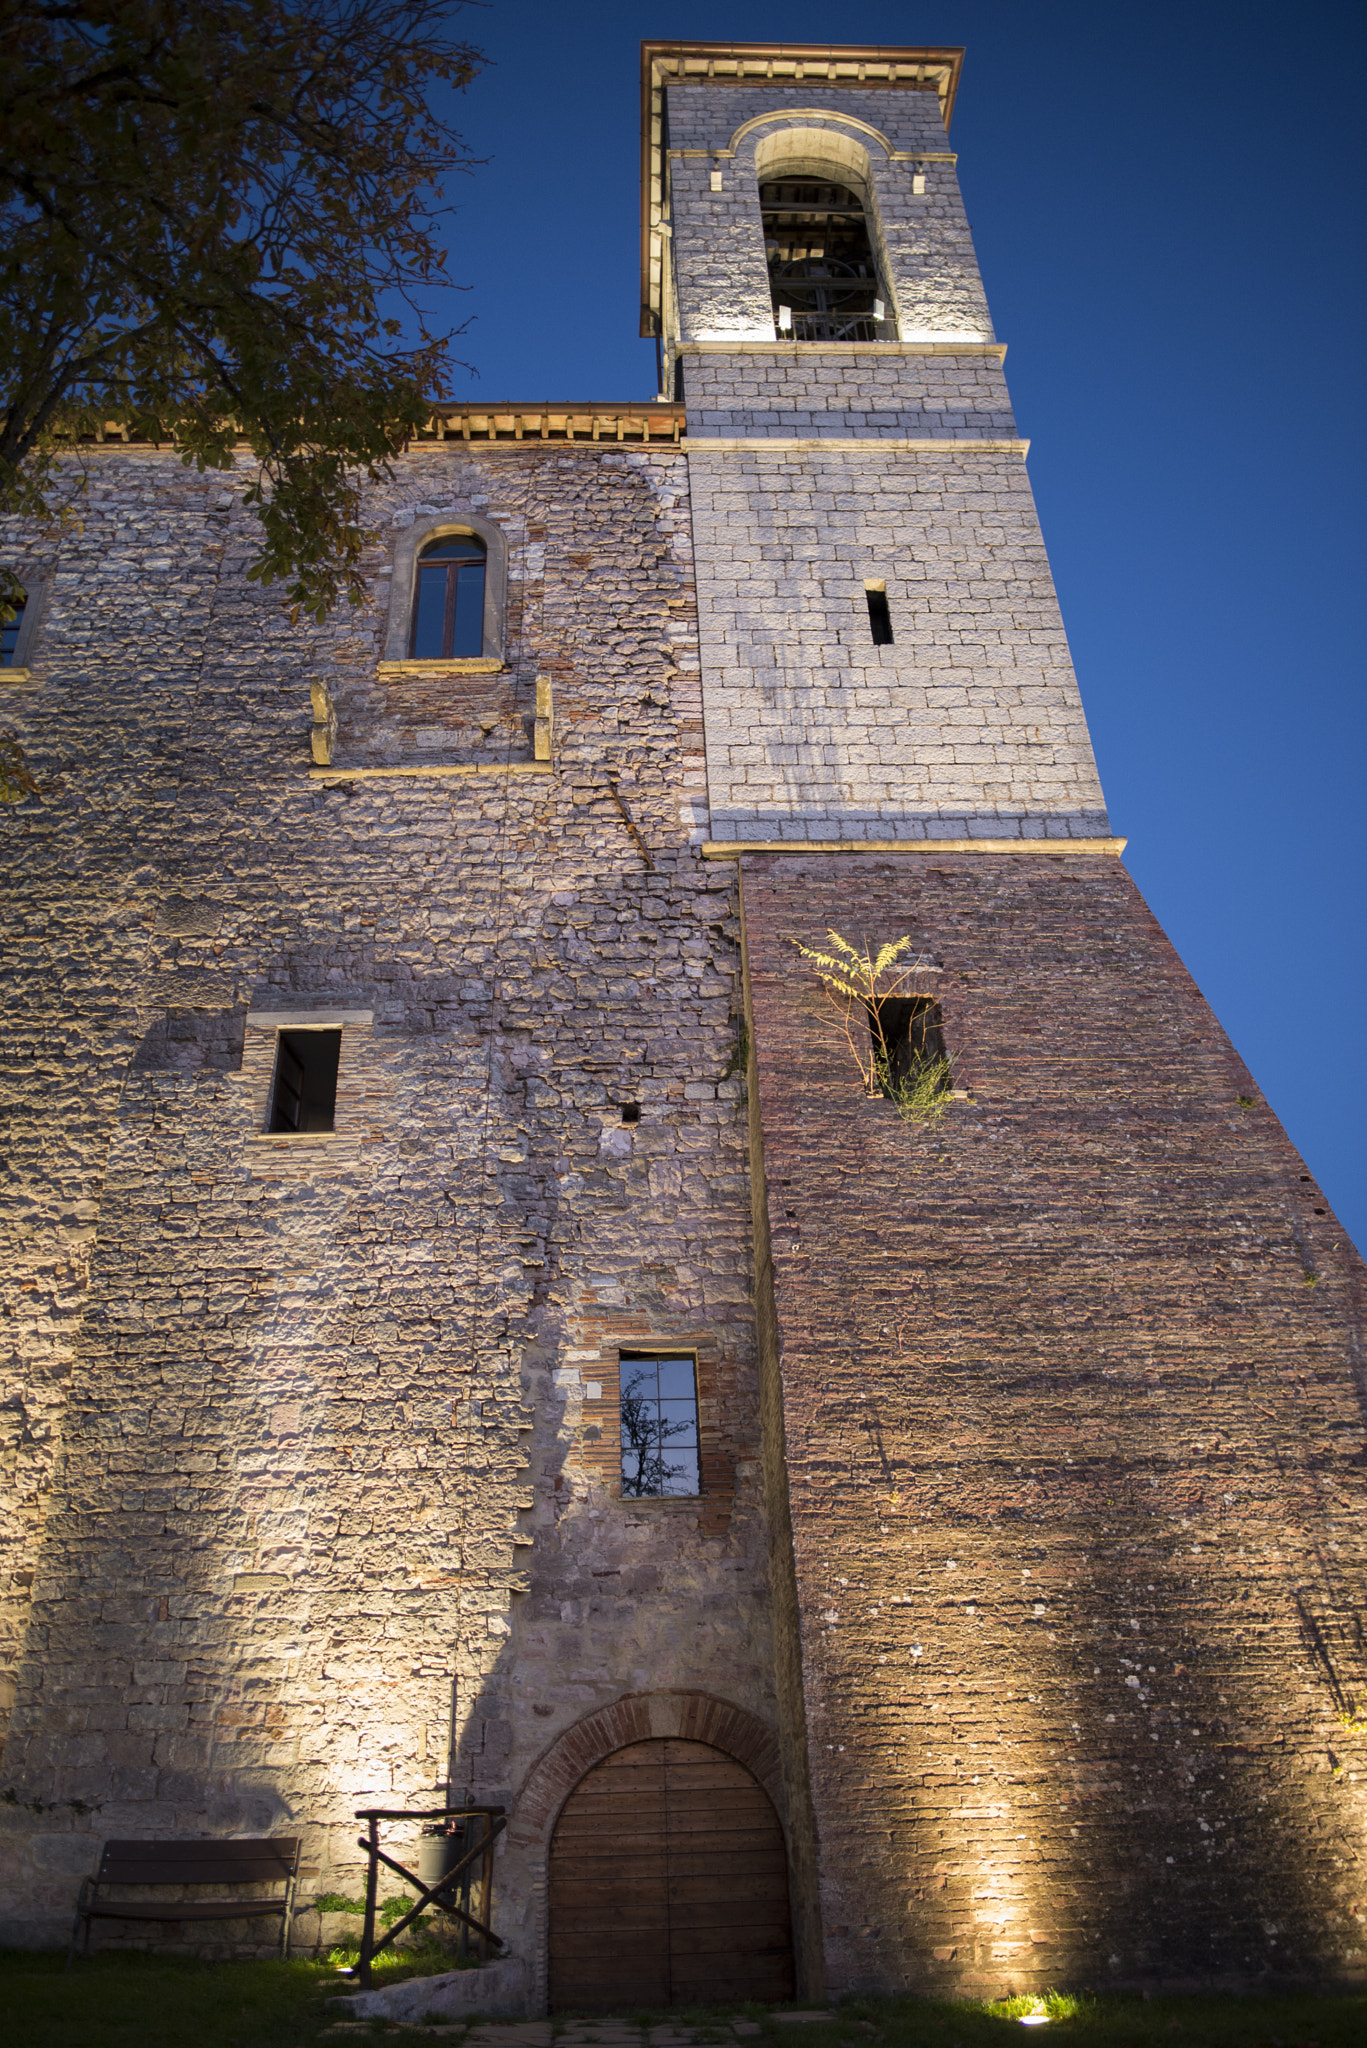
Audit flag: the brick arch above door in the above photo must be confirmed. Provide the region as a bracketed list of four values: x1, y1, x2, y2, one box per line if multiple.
[511, 1690, 785, 1848]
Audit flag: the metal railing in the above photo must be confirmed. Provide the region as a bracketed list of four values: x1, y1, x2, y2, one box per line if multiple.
[779, 313, 884, 342]
[350, 1803, 506, 1988]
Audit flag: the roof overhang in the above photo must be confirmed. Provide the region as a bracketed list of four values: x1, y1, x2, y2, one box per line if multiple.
[639, 40, 965, 336]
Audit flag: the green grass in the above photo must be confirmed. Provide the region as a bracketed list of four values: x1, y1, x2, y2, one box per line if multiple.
[1, 1950, 343, 2048]
[760, 1989, 1367, 2045]
[0, 1944, 467, 2048]
[2, 1951, 1364, 2048]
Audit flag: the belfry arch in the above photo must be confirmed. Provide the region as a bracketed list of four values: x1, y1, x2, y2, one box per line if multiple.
[752, 123, 894, 343]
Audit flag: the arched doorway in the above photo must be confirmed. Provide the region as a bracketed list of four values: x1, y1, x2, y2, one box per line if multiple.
[548, 1737, 795, 2011]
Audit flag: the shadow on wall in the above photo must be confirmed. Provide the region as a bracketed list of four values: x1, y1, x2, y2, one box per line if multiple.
[742, 851, 1367, 1999]
[0, 994, 556, 1954]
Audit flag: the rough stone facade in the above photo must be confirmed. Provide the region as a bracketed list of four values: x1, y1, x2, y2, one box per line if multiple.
[0, 438, 776, 1959]
[0, 36, 1363, 2010]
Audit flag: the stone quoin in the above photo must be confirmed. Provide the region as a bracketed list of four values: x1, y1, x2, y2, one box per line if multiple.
[0, 36, 1363, 2009]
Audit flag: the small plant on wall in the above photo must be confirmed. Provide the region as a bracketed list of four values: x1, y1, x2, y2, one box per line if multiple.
[791, 930, 953, 1126]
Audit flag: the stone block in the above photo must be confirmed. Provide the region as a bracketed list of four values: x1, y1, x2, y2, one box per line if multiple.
[337, 1958, 527, 2022]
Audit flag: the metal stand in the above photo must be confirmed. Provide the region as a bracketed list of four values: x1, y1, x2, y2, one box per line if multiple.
[352, 1804, 506, 1988]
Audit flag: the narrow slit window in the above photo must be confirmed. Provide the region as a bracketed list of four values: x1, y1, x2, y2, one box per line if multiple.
[619, 1353, 700, 1498]
[409, 534, 487, 660]
[268, 1029, 342, 1132]
[866, 587, 894, 645]
[1, 588, 26, 666]
[868, 997, 950, 1099]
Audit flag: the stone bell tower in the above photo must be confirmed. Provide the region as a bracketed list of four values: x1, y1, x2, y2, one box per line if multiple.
[646, 41, 1367, 2001]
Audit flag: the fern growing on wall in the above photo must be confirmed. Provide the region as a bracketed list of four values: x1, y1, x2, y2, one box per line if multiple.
[792, 929, 952, 1126]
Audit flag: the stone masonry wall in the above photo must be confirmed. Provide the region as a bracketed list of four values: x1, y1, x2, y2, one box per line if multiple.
[6, 56, 1358, 2007]
[681, 345, 1017, 440]
[741, 849, 1367, 2000]
[685, 444, 1109, 842]
[663, 86, 1105, 848]
[0, 441, 778, 1956]
[664, 85, 993, 349]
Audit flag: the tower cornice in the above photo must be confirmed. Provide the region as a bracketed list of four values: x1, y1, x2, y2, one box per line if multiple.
[639, 40, 964, 337]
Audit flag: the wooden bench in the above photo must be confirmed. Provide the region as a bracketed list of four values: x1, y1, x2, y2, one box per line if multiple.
[67, 1836, 301, 1967]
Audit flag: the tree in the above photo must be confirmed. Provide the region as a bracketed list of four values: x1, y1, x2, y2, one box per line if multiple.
[0, 0, 482, 625]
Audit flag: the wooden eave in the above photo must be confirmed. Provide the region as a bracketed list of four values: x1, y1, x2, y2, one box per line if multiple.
[67, 403, 688, 451]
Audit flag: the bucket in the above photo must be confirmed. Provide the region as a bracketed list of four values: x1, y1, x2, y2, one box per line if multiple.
[416, 1828, 465, 1889]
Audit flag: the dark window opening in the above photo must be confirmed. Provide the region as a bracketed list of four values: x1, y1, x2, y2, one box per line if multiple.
[268, 1029, 342, 1132]
[868, 996, 949, 1097]
[409, 534, 487, 660]
[761, 177, 889, 342]
[619, 1102, 641, 1124]
[620, 1353, 700, 1498]
[1, 588, 26, 665]
[866, 588, 893, 644]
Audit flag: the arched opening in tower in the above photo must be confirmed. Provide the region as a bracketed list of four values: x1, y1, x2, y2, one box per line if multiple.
[761, 177, 888, 342]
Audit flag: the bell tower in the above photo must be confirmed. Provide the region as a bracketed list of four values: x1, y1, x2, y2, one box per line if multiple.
[644, 41, 1111, 851]
[645, 41, 1367, 2004]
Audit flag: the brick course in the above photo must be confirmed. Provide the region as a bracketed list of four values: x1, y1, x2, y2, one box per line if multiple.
[681, 346, 1017, 441]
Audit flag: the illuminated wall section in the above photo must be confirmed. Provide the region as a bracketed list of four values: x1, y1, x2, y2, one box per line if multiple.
[643, 38, 1367, 1998]
[740, 852, 1366, 1996]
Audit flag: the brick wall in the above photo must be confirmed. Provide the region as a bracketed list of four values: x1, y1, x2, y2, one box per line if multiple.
[741, 850, 1367, 1998]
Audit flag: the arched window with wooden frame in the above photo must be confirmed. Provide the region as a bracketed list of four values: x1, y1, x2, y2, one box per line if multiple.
[382, 508, 508, 670]
[1, 588, 26, 667]
[409, 533, 487, 660]
[0, 570, 47, 679]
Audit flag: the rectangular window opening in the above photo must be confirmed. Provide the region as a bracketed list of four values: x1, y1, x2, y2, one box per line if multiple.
[1, 590, 26, 666]
[268, 1029, 342, 1132]
[619, 1352, 700, 1498]
[868, 997, 949, 1100]
[865, 587, 894, 645]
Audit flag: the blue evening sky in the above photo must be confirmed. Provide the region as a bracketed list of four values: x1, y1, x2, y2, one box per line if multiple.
[431, 0, 1366, 1252]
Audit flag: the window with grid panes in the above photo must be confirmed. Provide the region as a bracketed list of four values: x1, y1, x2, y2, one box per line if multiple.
[619, 1354, 700, 1497]
[409, 534, 486, 659]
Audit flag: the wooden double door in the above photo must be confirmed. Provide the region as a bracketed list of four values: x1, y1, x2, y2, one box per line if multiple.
[548, 1737, 795, 2011]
